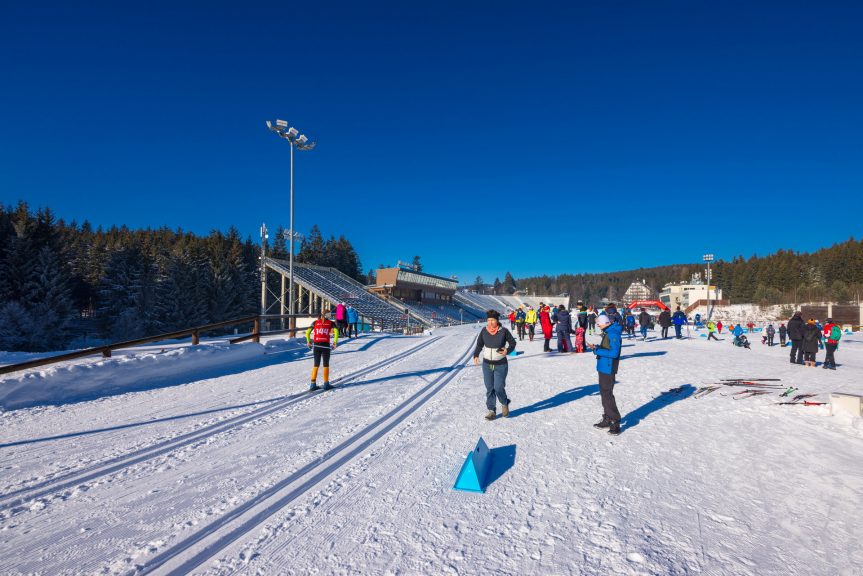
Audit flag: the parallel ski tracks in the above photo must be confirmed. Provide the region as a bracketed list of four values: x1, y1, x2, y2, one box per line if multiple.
[138, 341, 475, 575]
[0, 336, 443, 513]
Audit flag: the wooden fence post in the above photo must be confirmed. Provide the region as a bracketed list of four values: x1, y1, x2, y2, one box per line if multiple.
[102, 348, 111, 358]
[192, 330, 200, 345]
[253, 318, 261, 343]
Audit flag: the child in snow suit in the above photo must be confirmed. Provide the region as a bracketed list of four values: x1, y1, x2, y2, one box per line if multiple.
[575, 327, 586, 353]
[766, 324, 776, 346]
[305, 310, 339, 390]
[473, 310, 517, 420]
[822, 317, 840, 370]
[590, 314, 623, 435]
[779, 323, 787, 347]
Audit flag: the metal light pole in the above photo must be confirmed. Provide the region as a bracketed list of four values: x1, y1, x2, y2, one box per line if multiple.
[703, 253, 714, 320]
[266, 120, 316, 318]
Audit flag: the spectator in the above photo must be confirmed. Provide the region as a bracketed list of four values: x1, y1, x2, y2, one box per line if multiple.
[637, 308, 651, 340]
[801, 318, 821, 367]
[766, 323, 776, 346]
[346, 305, 359, 338]
[658, 308, 672, 339]
[473, 310, 517, 420]
[553, 304, 573, 352]
[778, 323, 787, 347]
[672, 306, 687, 339]
[334, 302, 348, 337]
[787, 312, 805, 364]
[717, 320, 723, 334]
[822, 317, 841, 370]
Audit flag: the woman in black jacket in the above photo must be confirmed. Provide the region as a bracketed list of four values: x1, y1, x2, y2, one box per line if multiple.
[473, 310, 517, 420]
[801, 318, 822, 367]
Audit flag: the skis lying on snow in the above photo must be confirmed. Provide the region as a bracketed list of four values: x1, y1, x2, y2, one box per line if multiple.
[721, 378, 781, 382]
[732, 390, 772, 400]
[780, 386, 799, 397]
[776, 394, 819, 405]
[693, 386, 721, 398]
[719, 381, 784, 388]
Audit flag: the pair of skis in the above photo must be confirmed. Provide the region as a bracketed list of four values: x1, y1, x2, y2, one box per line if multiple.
[720, 389, 773, 399]
[776, 393, 824, 406]
[693, 385, 721, 398]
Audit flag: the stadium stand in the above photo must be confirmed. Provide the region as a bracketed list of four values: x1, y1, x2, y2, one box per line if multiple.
[265, 259, 425, 330]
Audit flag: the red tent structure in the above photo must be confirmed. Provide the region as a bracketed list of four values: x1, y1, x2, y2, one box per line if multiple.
[625, 300, 670, 311]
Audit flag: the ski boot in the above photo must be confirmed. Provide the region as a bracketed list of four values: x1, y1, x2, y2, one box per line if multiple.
[593, 416, 611, 429]
[309, 382, 319, 391]
[323, 382, 333, 390]
[484, 410, 496, 421]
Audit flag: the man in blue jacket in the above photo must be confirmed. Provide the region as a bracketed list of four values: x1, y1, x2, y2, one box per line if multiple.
[672, 306, 687, 339]
[346, 305, 359, 338]
[590, 313, 623, 435]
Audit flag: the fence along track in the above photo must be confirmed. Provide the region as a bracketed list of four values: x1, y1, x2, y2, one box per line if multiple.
[0, 336, 443, 513]
[139, 341, 475, 575]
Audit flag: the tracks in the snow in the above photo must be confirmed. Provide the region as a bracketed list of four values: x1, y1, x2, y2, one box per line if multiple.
[138, 341, 475, 575]
[0, 336, 442, 514]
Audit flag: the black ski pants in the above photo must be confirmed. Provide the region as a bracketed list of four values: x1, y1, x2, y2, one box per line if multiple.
[527, 324, 535, 341]
[661, 326, 669, 338]
[708, 332, 718, 341]
[543, 338, 551, 351]
[598, 371, 621, 422]
[790, 339, 804, 364]
[824, 343, 837, 367]
[517, 323, 526, 340]
[767, 334, 774, 346]
[312, 345, 331, 367]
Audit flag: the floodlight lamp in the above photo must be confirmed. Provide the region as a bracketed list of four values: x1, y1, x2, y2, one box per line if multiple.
[287, 127, 299, 138]
[276, 119, 288, 128]
[297, 135, 308, 145]
[266, 120, 273, 129]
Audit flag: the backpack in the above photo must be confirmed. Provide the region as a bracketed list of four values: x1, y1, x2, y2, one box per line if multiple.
[830, 325, 842, 341]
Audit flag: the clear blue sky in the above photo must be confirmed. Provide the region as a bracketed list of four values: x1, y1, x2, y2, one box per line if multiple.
[2, 1, 861, 283]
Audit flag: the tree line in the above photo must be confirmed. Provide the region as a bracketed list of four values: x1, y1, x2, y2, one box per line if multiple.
[512, 238, 863, 306]
[0, 202, 365, 352]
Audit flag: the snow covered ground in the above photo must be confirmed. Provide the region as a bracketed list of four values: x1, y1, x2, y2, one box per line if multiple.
[1, 326, 861, 575]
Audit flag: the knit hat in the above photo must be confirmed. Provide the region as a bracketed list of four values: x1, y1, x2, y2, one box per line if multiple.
[596, 313, 611, 328]
[826, 317, 833, 322]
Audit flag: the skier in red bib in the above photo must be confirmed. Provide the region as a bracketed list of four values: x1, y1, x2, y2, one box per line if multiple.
[305, 309, 339, 390]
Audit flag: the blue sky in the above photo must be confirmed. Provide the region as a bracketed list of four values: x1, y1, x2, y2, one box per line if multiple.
[2, 1, 861, 283]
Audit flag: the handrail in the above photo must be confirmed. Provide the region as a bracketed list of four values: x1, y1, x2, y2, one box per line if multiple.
[0, 315, 261, 376]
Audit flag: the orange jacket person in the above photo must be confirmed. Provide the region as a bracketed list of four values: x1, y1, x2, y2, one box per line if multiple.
[305, 310, 339, 391]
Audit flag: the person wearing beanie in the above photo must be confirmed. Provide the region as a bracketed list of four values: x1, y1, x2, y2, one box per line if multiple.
[822, 317, 841, 369]
[539, 303, 554, 352]
[787, 311, 806, 364]
[473, 310, 517, 420]
[589, 313, 624, 435]
[801, 318, 821, 367]
[671, 306, 687, 339]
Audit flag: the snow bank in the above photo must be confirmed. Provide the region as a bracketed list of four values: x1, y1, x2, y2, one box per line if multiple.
[0, 341, 266, 411]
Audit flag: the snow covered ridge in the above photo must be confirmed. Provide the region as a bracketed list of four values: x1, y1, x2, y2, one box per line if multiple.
[0, 341, 289, 411]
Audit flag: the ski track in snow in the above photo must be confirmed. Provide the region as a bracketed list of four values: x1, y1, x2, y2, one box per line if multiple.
[1, 327, 862, 575]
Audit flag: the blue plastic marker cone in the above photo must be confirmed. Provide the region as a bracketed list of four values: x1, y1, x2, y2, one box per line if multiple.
[454, 437, 492, 493]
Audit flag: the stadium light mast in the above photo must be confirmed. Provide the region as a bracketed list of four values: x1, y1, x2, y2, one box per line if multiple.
[703, 253, 714, 320]
[266, 119, 316, 317]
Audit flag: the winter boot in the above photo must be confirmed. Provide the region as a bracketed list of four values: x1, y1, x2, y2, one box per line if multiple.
[608, 421, 622, 435]
[484, 410, 496, 421]
[309, 382, 319, 391]
[501, 403, 510, 418]
[323, 382, 333, 390]
[593, 416, 611, 429]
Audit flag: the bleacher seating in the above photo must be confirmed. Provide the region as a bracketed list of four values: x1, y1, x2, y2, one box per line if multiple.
[398, 300, 483, 326]
[454, 291, 564, 314]
[266, 259, 420, 329]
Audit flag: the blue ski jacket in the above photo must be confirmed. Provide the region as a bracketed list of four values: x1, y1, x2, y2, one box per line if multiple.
[672, 311, 687, 326]
[347, 307, 359, 323]
[594, 323, 623, 375]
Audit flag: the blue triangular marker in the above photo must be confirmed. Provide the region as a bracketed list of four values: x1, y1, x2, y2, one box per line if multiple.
[454, 437, 492, 493]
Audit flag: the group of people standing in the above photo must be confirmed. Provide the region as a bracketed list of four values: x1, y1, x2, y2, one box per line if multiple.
[474, 303, 625, 435]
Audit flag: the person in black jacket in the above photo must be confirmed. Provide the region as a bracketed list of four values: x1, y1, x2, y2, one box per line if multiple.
[553, 305, 573, 352]
[658, 309, 672, 338]
[801, 318, 822, 367]
[473, 310, 517, 420]
[638, 308, 651, 340]
[778, 323, 787, 347]
[787, 312, 805, 364]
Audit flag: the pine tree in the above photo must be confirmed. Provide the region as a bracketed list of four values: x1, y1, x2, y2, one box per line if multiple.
[412, 255, 423, 272]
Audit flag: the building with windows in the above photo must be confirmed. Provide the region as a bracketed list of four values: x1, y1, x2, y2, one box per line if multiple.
[659, 282, 722, 309]
[370, 266, 458, 303]
[622, 279, 656, 304]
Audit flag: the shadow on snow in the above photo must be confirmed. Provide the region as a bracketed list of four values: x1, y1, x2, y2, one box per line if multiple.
[621, 383, 695, 430]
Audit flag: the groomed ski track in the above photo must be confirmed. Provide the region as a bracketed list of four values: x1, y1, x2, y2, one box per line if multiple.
[1, 325, 862, 575]
[0, 336, 443, 513]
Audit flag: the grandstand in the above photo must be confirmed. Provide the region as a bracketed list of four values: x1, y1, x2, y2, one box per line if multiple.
[264, 259, 426, 330]
[455, 290, 564, 314]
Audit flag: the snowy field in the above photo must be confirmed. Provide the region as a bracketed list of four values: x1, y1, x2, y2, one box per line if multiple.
[1, 326, 861, 575]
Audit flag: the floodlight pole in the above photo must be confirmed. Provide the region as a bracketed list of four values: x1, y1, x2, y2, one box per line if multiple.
[703, 253, 714, 320]
[289, 140, 294, 318]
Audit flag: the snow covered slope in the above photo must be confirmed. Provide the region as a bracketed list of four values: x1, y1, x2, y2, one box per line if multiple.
[1, 327, 861, 575]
